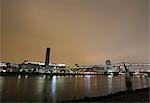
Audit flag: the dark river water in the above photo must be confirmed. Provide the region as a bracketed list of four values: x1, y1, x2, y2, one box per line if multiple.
[0, 75, 149, 102]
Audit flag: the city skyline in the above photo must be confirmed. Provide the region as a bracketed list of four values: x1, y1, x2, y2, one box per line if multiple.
[0, 0, 150, 65]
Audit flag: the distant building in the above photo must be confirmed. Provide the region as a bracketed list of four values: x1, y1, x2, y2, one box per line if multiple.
[0, 61, 7, 67]
[19, 48, 66, 73]
[23, 61, 65, 68]
[105, 59, 117, 72]
[106, 60, 111, 65]
[45, 48, 50, 68]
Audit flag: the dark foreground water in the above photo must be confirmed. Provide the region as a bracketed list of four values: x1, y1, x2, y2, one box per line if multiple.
[0, 75, 149, 102]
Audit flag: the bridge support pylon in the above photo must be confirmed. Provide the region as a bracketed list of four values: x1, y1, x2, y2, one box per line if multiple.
[123, 62, 132, 90]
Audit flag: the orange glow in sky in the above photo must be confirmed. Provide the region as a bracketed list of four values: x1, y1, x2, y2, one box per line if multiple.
[0, 0, 149, 65]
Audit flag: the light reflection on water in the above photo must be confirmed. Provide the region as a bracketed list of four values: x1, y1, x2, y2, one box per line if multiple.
[0, 75, 149, 102]
[108, 75, 112, 94]
[51, 76, 57, 103]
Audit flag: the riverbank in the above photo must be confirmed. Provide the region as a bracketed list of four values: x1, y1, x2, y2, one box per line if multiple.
[66, 87, 150, 103]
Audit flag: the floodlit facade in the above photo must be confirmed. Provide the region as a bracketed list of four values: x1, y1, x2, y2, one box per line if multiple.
[24, 61, 65, 68]
[0, 61, 7, 67]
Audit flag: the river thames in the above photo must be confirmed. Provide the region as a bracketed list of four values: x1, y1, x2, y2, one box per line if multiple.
[0, 75, 149, 102]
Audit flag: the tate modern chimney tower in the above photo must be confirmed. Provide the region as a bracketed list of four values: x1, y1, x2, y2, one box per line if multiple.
[45, 48, 50, 68]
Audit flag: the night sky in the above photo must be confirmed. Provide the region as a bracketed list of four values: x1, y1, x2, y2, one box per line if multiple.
[0, 0, 150, 65]
[0, 0, 1, 61]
